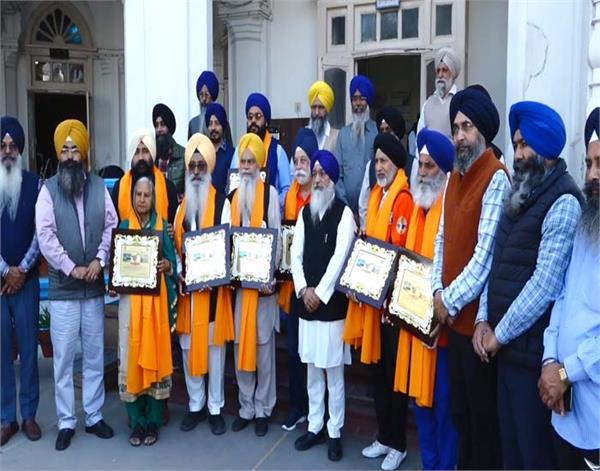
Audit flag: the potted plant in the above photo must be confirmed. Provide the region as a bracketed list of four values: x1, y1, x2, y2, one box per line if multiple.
[38, 306, 53, 358]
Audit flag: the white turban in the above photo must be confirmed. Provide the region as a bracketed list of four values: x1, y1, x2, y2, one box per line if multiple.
[128, 129, 156, 162]
[435, 47, 461, 79]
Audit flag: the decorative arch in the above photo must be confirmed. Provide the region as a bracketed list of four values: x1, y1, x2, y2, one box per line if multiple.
[26, 2, 93, 49]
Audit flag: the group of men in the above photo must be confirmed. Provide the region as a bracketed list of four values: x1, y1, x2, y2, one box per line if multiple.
[1, 44, 598, 471]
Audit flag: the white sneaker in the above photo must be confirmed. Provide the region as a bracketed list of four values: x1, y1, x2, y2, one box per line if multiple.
[362, 440, 391, 458]
[381, 448, 407, 471]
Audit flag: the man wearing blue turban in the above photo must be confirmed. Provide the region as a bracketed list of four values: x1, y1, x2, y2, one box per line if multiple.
[475, 101, 584, 469]
[205, 103, 234, 195]
[188, 71, 219, 138]
[334, 75, 378, 217]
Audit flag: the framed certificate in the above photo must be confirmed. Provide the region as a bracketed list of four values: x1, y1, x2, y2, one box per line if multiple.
[226, 168, 268, 195]
[230, 227, 277, 289]
[182, 225, 231, 293]
[109, 229, 162, 295]
[335, 237, 399, 309]
[276, 220, 295, 280]
[386, 248, 437, 346]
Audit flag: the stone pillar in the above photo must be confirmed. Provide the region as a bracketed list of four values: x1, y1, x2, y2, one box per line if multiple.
[589, 0, 600, 113]
[123, 0, 211, 169]
[0, 5, 21, 117]
[218, 0, 272, 142]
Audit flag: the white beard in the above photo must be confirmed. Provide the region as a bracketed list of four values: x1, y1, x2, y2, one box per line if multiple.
[184, 172, 211, 227]
[294, 169, 310, 186]
[0, 155, 23, 221]
[351, 106, 370, 145]
[413, 172, 446, 210]
[309, 181, 335, 224]
[376, 167, 398, 189]
[238, 171, 258, 222]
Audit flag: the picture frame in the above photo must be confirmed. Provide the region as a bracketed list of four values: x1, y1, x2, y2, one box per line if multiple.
[276, 219, 296, 280]
[230, 227, 277, 289]
[226, 168, 268, 195]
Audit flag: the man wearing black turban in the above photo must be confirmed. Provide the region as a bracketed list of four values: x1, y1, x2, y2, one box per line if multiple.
[152, 103, 185, 194]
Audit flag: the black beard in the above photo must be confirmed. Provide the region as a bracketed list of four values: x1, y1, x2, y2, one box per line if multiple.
[58, 160, 85, 197]
[455, 136, 485, 175]
[133, 159, 152, 178]
[504, 156, 545, 218]
[247, 123, 267, 140]
[581, 180, 600, 240]
[209, 129, 222, 144]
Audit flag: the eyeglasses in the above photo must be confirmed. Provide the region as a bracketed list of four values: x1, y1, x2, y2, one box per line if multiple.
[188, 162, 207, 171]
[451, 121, 475, 136]
[247, 112, 263, 122]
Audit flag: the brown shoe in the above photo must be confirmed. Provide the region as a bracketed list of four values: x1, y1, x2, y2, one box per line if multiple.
[1, 422, 19, 446]
[22, 419, 41, 441]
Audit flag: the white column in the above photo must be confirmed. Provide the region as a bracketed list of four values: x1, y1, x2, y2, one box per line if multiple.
[589, 0, 600, 113]
[124, 0, 211, 169]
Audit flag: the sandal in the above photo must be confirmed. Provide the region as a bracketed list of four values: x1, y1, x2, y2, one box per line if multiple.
[129, 424, 145, 447]
[144, 423, 159, 446]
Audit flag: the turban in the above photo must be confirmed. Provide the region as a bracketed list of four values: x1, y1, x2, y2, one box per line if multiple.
[374, 133, 407, 170]
[585, 107, 600, 147]
[1, 116, 25, 154]
[185, 133, 216, 174]
[310, 149, 340, 184]
[245, 93, 271, 124]
[350, 75, 375, 107]
[450, 88, 500, 144]
[307, 80, 334, 113]
[417, 128, 455, 173]
[196, 71, 219, 101]
[237, 133, 266, 168]
[54, 119, 89, 159]
[152, 103, 176, 135]
[508, 101, 566, 159]
[128, 129, 156, 162]
[292, 128, 318, 160]
[376, 106, 406, 139]
[204, 102, 229, 130]
[435, 47, 461, 79]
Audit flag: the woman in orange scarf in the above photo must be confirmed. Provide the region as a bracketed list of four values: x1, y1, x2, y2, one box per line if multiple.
[114, 170, 177, 447]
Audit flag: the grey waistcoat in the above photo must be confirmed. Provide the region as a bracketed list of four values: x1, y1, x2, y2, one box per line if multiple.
[46, 173, 106, 300]
[423, 94, 453, 139]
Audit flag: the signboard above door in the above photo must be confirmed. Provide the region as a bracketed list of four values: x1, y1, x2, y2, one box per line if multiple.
[376, 0, 400, 10]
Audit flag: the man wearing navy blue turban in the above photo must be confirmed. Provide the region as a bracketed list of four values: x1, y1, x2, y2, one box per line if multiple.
[205, 103, 234, 195]
[229, 93, 291, 209]
[188, 70, 219, 138]
[475, 100, 583, 469]
[334, 75, 377, 217]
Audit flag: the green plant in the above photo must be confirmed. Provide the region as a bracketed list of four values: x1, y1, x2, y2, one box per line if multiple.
[39, 306, 50, 330]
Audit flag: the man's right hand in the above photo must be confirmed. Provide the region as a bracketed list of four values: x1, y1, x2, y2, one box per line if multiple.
[302, 287, 321, 313]
[2, 267, 26, 294]
[472, 321, 491, 363]
[71, 266, 87, 280]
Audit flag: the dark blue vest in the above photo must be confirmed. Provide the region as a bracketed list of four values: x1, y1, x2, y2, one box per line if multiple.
[487, 159, 583, 368]
[266, 137, 279, 188]
[1, 170, 39, 279]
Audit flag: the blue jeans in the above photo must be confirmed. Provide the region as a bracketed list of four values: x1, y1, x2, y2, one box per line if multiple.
[1, 276, 40, 424]
[286, 299, 307, 416]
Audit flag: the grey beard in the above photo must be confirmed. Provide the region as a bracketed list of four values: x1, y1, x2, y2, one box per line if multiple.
[0, 155, 23, 221]
[580, 182, 599, 241]
[436, 79, 448, 96]
[58, 161, 85, 197]
[310, 116, 325, 138]
[455, 135, 486, 175]
[238, 172, 258, 222]
[376, 167, 398, 189]
[184, 173, 211, 227]
[504, 156, 545, 219]
[309, 182, 335, 224]
[351, 106, 370, 145]
[413, 172, 446, 209]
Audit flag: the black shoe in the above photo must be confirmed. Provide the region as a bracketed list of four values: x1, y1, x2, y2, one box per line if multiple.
[85, 420, 114, 439]
[294, 431, 326, 451]
[208, 414, 226, 435]
[231, 416, 251, 432]
[328, 437, 343, 461]
[55, 428, 75, 451]
[254, 417, 269, 437]
[180, 408, 207, 432]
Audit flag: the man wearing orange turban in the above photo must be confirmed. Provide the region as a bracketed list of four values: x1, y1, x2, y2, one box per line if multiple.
[307, 80, 339, 152]
[229, 133, 282, 438]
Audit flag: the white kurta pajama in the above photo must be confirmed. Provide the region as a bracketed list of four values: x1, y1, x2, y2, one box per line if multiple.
[291, 202, 356, 439]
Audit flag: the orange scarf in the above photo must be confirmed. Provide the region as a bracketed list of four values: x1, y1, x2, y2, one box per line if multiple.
[118, 167, 169, 222]
[343, 170, 409, 364]
[393, 193, 443, 407]
[230, 179, 266, 372]
[125, 215, 173, 395]
[174, 188, 234, 376]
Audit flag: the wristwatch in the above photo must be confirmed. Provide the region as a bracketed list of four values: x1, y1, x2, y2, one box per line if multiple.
[558, 366, 570, 385]
[96, 257, 105, 269]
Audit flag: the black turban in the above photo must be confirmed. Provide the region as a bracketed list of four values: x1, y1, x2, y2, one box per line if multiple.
[376, 106, 406, 139]
[585, 107, 600, 148]
[152, 103, 176, 135]
[373, 133, 406, 170]
[449, 87, 499, 144]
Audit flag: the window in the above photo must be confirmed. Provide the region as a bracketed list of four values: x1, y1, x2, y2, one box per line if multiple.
[331, 16, 345, 46]
[380, 10, 398, 40]
[361, 13, 376, 42]
[33, 60, 85, 84]
[436, 4, 452, 36]
[401, 8, 419, 39]
[35, 8, 82, 45]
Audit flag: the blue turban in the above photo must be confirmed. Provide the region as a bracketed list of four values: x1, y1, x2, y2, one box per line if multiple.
[311, 149, 340, 183]
[509, 101, 566, 159]
[585, 107, 600, 148]
[245, 93, 271, 124]
[292, 128, 318, 160]
[196, 71, 219, 101]
[350, 75, 375, 107]
[417, 128, 455, 173]
[1, 116, 25, 154]
[450, 87, 500, 144]
[204, 102, 229, 131]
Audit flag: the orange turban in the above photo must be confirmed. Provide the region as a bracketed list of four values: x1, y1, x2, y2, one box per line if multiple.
[53, 119, 89, 159]
[307, 80, 334, 113]
[237, 133, 266, 168]
[185, 133, 216, 173]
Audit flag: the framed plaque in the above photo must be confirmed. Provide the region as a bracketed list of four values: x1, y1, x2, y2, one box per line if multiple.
[231, 227, 277, 289]
[335, 237, 399, 309]
[109, 229, 162, 295]
[182, 225, 231, 293]
[226, 168, 268, 195]
[276, 220, 295, 280]
[386, 248, 437, 346]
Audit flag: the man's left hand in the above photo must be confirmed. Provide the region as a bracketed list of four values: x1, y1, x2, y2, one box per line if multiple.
[433, 291, 453, 326]
[2, 266, 26, 294]
[84, 259, 102, 282]
[482, 330, 502, 357]
[538, 362, 568, 411]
